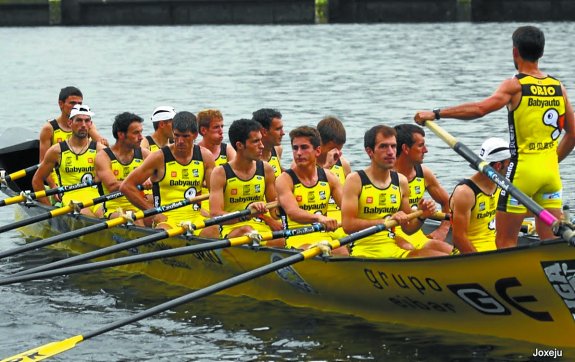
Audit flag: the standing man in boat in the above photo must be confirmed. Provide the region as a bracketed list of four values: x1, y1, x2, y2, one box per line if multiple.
[119, 111, 218, 236]
[276, 126, 346, 254]
[341, 125, 452, 258]
[38, 86, 108, 189]
[209, 119, 282, 242]
[95, 112, 151, 223]
[140, 105, 175, 152]
[414, 25, 575, 247]
[197, 109, 236, 215]
[450, 137, 511, 253]
[32, 104, 106, 216]
[393, 124, 451, 249]
[252, 108, 284, 177]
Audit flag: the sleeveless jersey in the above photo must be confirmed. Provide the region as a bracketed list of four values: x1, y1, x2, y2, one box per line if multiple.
[268, 147, 282, 178]
[56, 140, 99, 204]
[152, 145, 205, 224]
[327, 159, 345, 213]
[394, 164, 428, 249]
[350, 171, 406, 258]
[214, 143, 229, 166]
[452, 179, 498, 252]
[49, 119, 72, 145]
[102, 147, 144, 216]
[145, 135, 160, 152]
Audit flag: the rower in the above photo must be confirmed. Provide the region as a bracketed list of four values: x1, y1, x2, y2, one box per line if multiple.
[209, 119, 282, 244]
[95, 112, 150, 224]
[38, 86, 108, 190]
[276, 126, 347, 254]
[119, 111, 218, 236]
[393, 124, 452, 250]
[341, 125, 452, 258]
[450, 138, 511, 253]
[141, 105, 175, 152]
[252, 108, 285, 177]
[32, 104, 106, 216]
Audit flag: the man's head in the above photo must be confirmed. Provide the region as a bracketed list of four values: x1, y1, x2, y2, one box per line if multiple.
[478, 137, 511, 171]
[58, 86, 83, 117]
[512, 25, 545, 63]
[317, 116, 346, 150]
[289, 126, 321, 166]
[172, 111, 198, 150]
[151, 106, 176, 132]
[197, 109, 224, 145]
[394, 124, 427, 163]
[364, 125, 397, 169]
[112, 112, 144, 148]
[228, 119, 263, 160]
[68, 104, 93, 139]
[252, 108, 284, 147]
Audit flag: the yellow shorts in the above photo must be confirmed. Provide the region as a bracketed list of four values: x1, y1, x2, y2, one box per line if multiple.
[498, 154, 562, 213]
[221, 219, 273, 238]
[285, 231, 332, 249]
[350, 231, 410, 258]
[156, 208, 204, 232]
[62, 187, 101, 215]
[394, 226, 429, 249]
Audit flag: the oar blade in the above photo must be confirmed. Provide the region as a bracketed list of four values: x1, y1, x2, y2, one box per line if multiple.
[1, 335, 83, 362]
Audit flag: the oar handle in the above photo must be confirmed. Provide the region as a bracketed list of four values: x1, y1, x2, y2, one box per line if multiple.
[0, 180, 98, 207]
[0, 164, 39, 184]
[139, 194, 210, 219]
[200, 201, 279, 229]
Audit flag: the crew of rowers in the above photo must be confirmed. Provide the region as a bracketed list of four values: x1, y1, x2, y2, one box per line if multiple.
[32, 86, 514, 258]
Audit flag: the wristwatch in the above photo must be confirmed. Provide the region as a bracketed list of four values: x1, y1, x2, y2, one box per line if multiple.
[433, 108, 441, 120]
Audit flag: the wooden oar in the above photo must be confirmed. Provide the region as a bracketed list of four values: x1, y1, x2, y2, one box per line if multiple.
[15, 201, 278, 276]
[1, 212, 416, 361]
[0, 164, 39, 185]
[0, 222, 321, 286]
[0, 194, 208, 260]
[0, 189, 128, 235]
[0, 180, 98, 207]
[423, 120, 575, 244]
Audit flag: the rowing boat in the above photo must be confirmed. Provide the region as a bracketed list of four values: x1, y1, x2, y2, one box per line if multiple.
[1, 139, 575, 349]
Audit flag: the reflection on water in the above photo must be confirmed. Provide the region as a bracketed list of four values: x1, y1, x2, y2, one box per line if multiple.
[2, 22, 575, 360]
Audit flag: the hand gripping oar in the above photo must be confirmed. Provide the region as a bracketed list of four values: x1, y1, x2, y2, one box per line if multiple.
[0, 189, 129, 235]
[0, 213, 418, 361]
[0, 180, 98, 207]
[423, 120, 575, 244]
[0, 164, 39, 186]
[14, 201, 279, 276]
[0, 222, 322, 286]
[0, 194, 208, 260]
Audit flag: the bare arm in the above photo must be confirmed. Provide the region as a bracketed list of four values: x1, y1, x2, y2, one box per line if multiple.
[340, 155, 352, 177]
[423, 165, 450, 240]
[414, 78, 519, 123]
[200, 146, 216, 191]
[327, 170, 343, 208]
[95, 150, 120, 192]
[259, 162, 283, 230]
[208, 166, 227, 218]
[557, 85, 575, 162]
[38, 123, 53, 163]
[225, 144, 237, 163]
[119, 151, 162, 211]
[88, 125, 109, 147]
[449, 185, 477, 253]
[32, 144, 60, 205]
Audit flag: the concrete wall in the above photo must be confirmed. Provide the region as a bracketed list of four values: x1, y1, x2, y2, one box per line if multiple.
[0, 1, 48, 26]
[328, 0, 575, 23]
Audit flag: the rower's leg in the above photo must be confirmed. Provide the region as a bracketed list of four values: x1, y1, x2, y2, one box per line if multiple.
[535, 208, 562, 240]
[495, 211, 526, 249]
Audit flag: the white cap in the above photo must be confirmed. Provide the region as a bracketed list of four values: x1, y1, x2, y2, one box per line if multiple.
[478, 137, 511, 163]
[69, 104, 94, 119]
[151, 106, 176, 123]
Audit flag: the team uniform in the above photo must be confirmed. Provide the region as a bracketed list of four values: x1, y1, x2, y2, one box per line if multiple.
[451, 179, 499, 252]
[326, 159, 347, 240]
[201, 143, 230, 213]
[394, 164, 429, 249]
[268, 147, 282, 178]
[49, 119, 72, 144]
[152, 145, 206, 229]
[281, 167, 332, 249]
[219, 160, 272, 238]
[349, 171, 410, 258]
[101, 148, 144, 218]
[55, 140, 100, 209]
[144, 135, 160, 152]
[499, 74, 565, 213]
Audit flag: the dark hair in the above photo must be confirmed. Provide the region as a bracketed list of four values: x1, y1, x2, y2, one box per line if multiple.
[394, 124, 425, 156]
[228, 119, 262, 150]
[196, 109, 223, 135]
[173, 111, 198, 133]
[252, 108, 282, 130]
[58, 86, 83, 102]
[512, 26, 545, 62]
[289, 126, 321, 148]
[112, 112, 144, 139]
[317, 116, 346, 145]
[364, 125, 396, 150]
